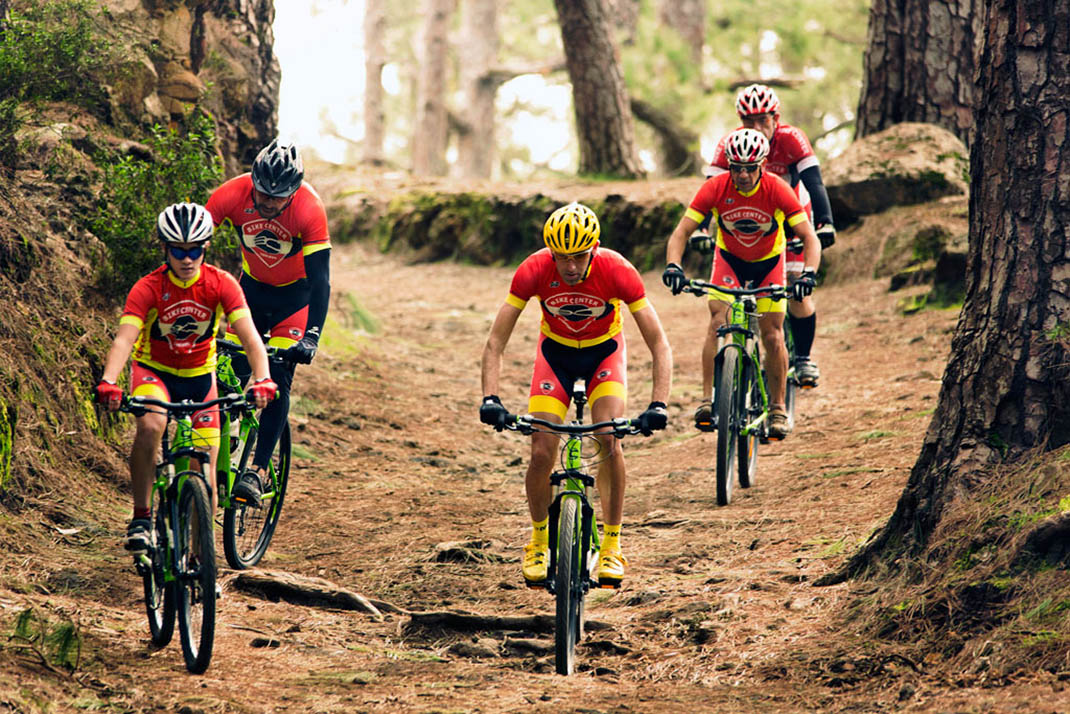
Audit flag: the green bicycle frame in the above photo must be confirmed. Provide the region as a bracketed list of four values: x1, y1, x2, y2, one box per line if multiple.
[717, 295, 770, 437]
[546, 431, 600, 589]
[134, 415, 201, 582]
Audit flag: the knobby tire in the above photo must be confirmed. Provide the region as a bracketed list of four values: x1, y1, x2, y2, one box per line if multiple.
[716, 348, 740, 506]
[738, 357, 759, 489]
[555, 497, 581, 675]
[176, 474, 216, 674]
[143, 484, 175, 646]
[223, 421, 291, 569]
[783, 320, 798, 430]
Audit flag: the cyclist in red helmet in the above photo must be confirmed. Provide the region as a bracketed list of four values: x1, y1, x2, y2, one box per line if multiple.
[95, 203, 277, 552]
[206, 139, 331, 507]
[662, 129, 822, 440]
[701, 84, 836, 389]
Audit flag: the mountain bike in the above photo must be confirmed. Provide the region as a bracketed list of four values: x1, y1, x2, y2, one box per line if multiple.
[122, 393, 247, 673]
[500, 381, 648, 676]
[682, 279, 790, 506]
[215, 339, 293, 569]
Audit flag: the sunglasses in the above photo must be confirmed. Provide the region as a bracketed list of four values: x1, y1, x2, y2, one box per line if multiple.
[168, 245, 205, 260]
[728, 163, 761, 174]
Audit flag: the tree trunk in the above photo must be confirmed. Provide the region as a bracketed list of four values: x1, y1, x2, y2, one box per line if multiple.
[829, 0, 1070, 582]
[362, 0, 386, 165]
[656, 0, 705, 65]
[605, 0, 640, 45]
[456, 0, 499, 179]
[630, 97, 702, 176]
[855, 0, 981, 147]
[412, 0, 455, 176]
[553, 0, 644, 178]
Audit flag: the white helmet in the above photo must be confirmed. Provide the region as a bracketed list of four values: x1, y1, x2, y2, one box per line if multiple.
[724, 128, 770, 163]
[157, 202, 213, 244]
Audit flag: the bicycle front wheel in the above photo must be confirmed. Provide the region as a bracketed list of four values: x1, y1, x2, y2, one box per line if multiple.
[554, 497, 582, 675]
[142, 485, 175, 646]
[223, 420, 291, 569]
[716, 348, 740, 506]
[738, 357, 760, 489]
[176, 474, 216, 674]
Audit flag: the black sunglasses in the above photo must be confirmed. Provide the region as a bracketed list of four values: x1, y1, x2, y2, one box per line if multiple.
[728, 162, 761, 174]
[168, 245, 205, 260]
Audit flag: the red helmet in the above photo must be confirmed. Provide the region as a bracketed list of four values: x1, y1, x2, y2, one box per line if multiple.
[735, 83, 780, 117]
[724, 129, 770, 163]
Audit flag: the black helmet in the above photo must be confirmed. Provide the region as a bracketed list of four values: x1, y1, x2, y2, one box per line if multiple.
[251, 140, 304, 197]
[157, 202, 213, 244]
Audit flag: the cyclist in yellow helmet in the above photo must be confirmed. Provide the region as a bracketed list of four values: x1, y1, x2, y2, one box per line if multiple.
[480, 202, 673, 588]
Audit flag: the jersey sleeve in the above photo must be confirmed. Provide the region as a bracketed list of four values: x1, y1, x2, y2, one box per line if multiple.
[685, 176, 724, 224]
[218, 269, 251, 324]
[506, 254, 541, 309]
[779, 125, 819, 172]
[119, 276, 155, 329]
[615, 259, 648, 313]
[294, 184, 331, 254]
[771, 175, 807, 226]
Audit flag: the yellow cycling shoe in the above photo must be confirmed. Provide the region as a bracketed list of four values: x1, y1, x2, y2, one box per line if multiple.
[522, 543, 549, 586]
[596, 549, 628, 589]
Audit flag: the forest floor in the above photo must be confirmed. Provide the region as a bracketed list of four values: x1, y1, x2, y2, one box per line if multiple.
[5, 235, 1070, 712]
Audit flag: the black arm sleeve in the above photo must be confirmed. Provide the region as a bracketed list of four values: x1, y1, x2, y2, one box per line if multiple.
[800, 165, 834, 227]
[304, 248, 331, 339]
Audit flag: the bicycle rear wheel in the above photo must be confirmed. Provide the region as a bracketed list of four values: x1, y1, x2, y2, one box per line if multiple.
[176, 474, 216, 674]
[783, 321, 798, 429]
[142, 485, 175, 646]
[716, 349, 740, 506]
[223, 420, 291, 569]
[737, 357, 759, 489]
[554, 497, 582, 675]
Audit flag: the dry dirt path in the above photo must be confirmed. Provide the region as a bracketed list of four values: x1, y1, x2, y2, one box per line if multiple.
[23, 242, 1070, 712]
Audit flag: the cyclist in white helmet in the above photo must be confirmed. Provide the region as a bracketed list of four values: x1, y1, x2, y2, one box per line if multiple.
[701, 84, 836, 389]
[662, 129, 822, 440]
[95, 202, 276, 552]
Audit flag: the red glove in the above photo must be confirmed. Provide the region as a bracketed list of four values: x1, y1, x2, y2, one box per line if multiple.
[247, 378, 277, 403]
[95, 380, 122, 405]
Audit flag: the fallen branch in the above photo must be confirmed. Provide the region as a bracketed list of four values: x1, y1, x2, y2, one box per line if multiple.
[232, 570, 385, 620]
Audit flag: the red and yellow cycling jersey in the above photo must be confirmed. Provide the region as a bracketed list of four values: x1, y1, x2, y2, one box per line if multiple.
[506, 247, 648, 349]
[121, 264, 250, 377]
[707, 123, 820, 218]
[684, 172, 807, 262]
[206, 174, 331, 287]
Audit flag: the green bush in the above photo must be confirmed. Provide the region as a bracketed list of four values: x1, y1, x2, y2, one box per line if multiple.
[89, 110, 235, 296]
[0, 0, 119, 168]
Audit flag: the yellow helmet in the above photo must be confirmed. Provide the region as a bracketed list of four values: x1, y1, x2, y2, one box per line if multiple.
[543, 202, 600, 254]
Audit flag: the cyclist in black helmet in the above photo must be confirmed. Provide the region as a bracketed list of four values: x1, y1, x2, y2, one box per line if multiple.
[206, 140, 331, 507]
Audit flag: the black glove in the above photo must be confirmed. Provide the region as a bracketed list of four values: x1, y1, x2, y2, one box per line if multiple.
[661, 263, 686, 295]
[792, 268, 817, 301]
[636, 401, 668, 436]
[816, 224, 836, 249]
[289, 331, 319, 364]
[479, 395, 509, 431]
[687, 231, 714, 254]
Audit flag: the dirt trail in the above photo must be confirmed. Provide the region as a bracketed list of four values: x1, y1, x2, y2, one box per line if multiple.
[19, 241, 1070, 713]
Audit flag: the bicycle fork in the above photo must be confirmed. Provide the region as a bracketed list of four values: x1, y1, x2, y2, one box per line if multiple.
[545, 469, 597, 596]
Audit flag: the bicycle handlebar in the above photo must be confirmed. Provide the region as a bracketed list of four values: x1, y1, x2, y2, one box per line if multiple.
[682, 279, 790, 300]
[500, 413, 645, 437]
[216, 337, 297, 363]
[121, 393, 248, 418]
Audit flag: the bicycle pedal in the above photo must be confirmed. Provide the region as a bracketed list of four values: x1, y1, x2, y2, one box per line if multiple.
[597, 580, 622, 590]
[524, 579, 548, 590]
[695, 421, 717, 432]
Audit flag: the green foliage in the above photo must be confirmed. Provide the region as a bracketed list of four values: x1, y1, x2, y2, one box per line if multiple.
[88, 110, 229, 297]
[9, 608, 82, 671]
[0, 0, 119, 167]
